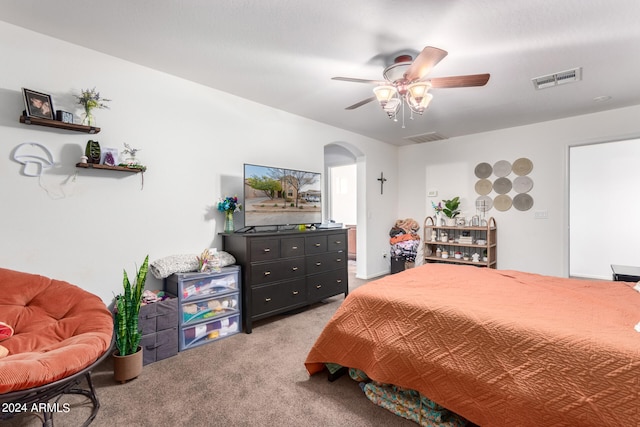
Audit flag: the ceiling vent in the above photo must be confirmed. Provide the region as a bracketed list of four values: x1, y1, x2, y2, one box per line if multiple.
[532, 67, 582, 90]
[404, 132, 448, 144]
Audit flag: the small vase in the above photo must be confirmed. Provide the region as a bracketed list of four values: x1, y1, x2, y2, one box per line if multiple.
[224, 211, 234, 233]
[82, 109, 95, 127]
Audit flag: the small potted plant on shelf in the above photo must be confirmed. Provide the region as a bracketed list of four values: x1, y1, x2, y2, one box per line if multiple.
[442, 197, 461, 226]
[113, 255, 149, 384]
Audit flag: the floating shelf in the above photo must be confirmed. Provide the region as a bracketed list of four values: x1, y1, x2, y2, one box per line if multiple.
[75, 163, 145, 173]
[20, 115, 101, 134]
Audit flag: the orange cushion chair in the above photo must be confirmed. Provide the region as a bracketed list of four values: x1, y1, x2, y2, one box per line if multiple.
[0, 267, 113, 424]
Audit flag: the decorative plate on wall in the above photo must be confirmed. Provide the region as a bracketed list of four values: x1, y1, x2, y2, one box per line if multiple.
[513, 176, 533, 193]
[492, 177, 513, 194]
[513, 193, 534, 211]
[512, 157, 533, 176]
[474, 162, 493, 179]
[493, 194, 512, 211]
[493, 160, 512, 177]
[475, 179, 493, 195]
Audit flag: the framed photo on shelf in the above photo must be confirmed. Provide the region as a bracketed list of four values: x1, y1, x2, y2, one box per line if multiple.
[100, 148, 119, 166]
[22, 88, 54, 120]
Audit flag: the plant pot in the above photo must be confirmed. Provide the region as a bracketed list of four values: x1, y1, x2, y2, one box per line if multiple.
[445, 217, 457, 226]
[113, 346, 143, 384]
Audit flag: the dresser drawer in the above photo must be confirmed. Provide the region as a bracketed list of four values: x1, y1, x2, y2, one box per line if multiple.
[307, 269, 348, 300]
[327, 232, 347, 251]
[181, 292, 240, 326]
[305, 235, 327, 254]
[281, 237, 304, 257]
[166, 269, 239, 302]
[306, 252, 346, 275]
[180, 313, 241, 351]
[250, 238, 280, 262]
[250, 257, 305, 285]
[251, 279, 306, 316]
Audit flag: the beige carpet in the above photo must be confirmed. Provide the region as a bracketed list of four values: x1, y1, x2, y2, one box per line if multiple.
[5, 263, 418, 427]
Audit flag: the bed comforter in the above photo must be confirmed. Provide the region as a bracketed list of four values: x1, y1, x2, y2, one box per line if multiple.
[305, 264, 640, 427]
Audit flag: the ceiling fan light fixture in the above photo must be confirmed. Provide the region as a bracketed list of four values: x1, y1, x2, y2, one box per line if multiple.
[373, 85, 397, 106]
[383, 98, 401, 118]
[408, 92, 433, 115]
[406, 82, 433, 114]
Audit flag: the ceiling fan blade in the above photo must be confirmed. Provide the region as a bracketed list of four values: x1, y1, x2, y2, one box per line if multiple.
[429, 73, 491, 88]
[345, 96, 377, 110]
[403, 46, 448, 81]
[332, 76, 387, 85]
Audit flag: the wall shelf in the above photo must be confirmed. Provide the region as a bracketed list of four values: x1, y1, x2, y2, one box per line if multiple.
[75, 163, 145, 173]
[20, 115, 101, 134]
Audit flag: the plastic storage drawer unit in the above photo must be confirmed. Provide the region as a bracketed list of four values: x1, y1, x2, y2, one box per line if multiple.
[165, 265, 242, 351]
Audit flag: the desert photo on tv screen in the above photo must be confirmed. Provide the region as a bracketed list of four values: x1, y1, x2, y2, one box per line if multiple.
[244, 164, 322, 227]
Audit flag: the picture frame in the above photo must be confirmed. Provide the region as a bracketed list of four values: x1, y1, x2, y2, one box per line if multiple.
[22, 88, 54, 120]
[100, 147, 119, 167]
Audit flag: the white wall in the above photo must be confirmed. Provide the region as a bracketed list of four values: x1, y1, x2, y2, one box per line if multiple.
[0, 22, 397, 302]
[397, 105, 640, 277]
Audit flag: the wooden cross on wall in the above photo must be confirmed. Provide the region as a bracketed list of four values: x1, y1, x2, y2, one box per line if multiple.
[377, 172, 387, 194]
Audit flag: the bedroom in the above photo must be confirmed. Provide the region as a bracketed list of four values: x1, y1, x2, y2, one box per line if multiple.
[1, 1, 639, 426]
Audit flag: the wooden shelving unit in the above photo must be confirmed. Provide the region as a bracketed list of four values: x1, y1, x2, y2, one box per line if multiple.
[423, 216, 497, 268]
[75, 163, 145, 173]
[20, 115, 100, 134]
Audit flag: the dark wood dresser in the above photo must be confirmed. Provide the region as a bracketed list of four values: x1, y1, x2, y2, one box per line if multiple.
[222, 228, 348, 333]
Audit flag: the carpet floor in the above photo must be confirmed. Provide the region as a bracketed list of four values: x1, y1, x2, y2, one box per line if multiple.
[5, 263, 421, 427]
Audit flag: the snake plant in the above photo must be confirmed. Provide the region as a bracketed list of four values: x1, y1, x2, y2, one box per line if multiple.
[115, 255, 149, 356]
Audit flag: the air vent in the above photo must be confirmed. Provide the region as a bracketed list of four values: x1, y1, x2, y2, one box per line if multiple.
[404, 132, 448, 144]
[532, 67, 582, 90]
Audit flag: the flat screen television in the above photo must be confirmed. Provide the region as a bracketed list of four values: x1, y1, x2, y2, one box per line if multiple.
[243, 163, 322, 228]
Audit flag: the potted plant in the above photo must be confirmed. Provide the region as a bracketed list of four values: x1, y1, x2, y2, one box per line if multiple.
[113, 255, 149, 384]
[442, 197, 461, 226]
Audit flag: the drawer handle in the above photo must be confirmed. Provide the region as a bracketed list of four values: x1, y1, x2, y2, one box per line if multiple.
[265, 298, 272, 302]
[314, 243, 321, 247]
[292, 291, 299, 295]
[316, 262, 322, 266]
[316, 284, 322, 289]
[292, 267, 298, 271]
[336, 279, 342, 283]
[336, 258, 342, 262]
[292, 246, 298, 249]
[335, 241, 342, 244]
[263, 248, 271, 253]
[264, 271, 271, 276]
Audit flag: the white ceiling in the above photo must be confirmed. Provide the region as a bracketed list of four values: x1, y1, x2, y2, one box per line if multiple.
[3, 0, 640, 146]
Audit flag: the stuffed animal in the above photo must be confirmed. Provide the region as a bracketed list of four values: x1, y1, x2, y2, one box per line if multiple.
[0, 321, 14, 358]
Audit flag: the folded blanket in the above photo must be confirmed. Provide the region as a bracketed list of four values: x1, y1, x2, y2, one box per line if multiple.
[150, 251, 237, 279]
[150, 254, 199, 279]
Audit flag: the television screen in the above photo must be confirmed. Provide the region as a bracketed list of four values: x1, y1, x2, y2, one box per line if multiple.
[243, 163, 322, 227]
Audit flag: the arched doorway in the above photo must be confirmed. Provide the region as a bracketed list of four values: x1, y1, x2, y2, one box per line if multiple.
[324, 142, 365, 278]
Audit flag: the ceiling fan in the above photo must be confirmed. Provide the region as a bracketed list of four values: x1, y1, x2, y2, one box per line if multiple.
[332, 46, 490, 123]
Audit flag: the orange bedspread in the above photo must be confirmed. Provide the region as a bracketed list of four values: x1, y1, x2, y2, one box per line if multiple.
[305, 264, 640, 427]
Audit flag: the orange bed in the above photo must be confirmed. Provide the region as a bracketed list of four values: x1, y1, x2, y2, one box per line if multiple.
[305, 264, 640, 427]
